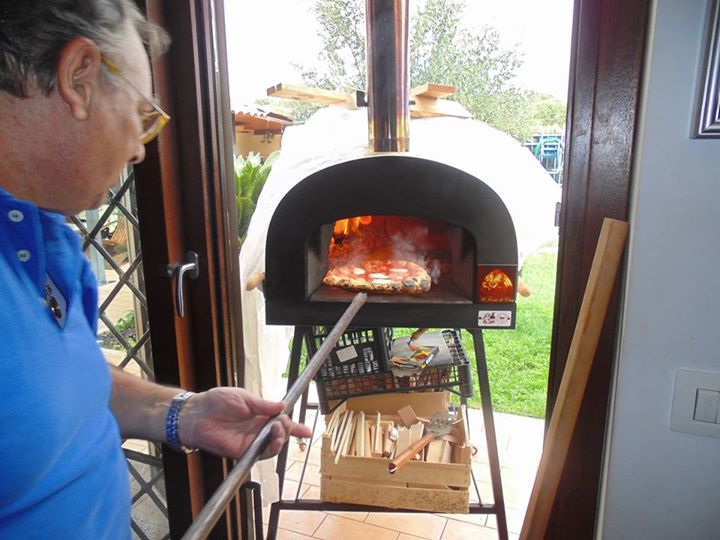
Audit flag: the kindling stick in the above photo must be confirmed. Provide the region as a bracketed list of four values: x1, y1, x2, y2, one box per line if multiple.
[519, 219, 628, 540]
[181, 292, 368, 540]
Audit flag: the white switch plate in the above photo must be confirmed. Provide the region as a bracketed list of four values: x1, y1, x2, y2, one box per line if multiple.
[670, 369, 720, 438]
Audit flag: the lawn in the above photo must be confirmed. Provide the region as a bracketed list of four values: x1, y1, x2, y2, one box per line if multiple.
[301, 250, 558, 418]
[391, 250, 557, 418]
[465, 250, 557, 418]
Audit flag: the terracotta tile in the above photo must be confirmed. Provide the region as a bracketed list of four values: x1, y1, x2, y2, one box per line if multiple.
[277, 509, 327, 537]
[471, 461, 493, 483]
[439, 518, 498, 540]
[485, 508, 527, 536]
[398, 534, 427, 540]
[285, 461, 321, 487]
[501, 482, 531, 511]
[468, 479, 493, 504]
[303, 485, 369, 522]
[282, 478, 311, 501]
[436, 512, 488, 527]
[365, 512, 447, 540]
[302, 485, 321, 499]
[276, 528, 315, 539]
[314, 514, 399, 540]
[262, 484, 304, 525]
[326, 509, 371, 523]
[287, 438, 322, 465]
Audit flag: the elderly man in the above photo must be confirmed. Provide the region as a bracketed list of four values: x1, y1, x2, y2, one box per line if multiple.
[0, 1, 310, 537]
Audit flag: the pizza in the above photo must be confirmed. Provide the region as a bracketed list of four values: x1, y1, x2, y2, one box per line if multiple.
[323, 259, 432, 294]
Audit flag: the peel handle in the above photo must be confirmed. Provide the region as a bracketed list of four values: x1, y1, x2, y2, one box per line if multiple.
[387, 432, 434, 474]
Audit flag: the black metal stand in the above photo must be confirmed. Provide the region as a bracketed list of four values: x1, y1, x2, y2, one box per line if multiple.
[265, 326, 509, 540]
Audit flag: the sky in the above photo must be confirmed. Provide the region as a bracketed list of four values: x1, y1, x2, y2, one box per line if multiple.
[223, 0, 574, 109]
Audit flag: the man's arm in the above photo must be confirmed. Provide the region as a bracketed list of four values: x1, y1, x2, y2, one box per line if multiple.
[109, 366, 178, 442]
[109, 366, 311, 458]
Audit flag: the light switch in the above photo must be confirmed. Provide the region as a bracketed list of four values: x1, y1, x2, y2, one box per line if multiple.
[693, 388, 720, 423]
[670, 369, 720, 438]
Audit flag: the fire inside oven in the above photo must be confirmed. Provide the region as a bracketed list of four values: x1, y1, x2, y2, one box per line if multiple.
[315, 214, 472, 300]
[264, 155, 519, 328]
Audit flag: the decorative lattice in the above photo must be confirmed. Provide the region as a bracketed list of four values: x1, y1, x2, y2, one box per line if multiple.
[71, 167, 169, 540]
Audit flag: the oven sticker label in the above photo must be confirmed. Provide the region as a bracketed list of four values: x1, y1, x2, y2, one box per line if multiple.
[478, 310, 513, 328]
[335, 345, 359, 363]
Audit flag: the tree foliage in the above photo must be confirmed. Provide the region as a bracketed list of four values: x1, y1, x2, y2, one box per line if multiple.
[270, 0, 565, 142]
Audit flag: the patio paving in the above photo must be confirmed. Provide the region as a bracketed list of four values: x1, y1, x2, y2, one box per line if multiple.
[266, 398, 544, 540]
[98, 272, 545, 539]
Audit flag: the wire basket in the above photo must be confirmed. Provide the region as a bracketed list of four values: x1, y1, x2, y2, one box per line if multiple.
[311, 328, 473, 413]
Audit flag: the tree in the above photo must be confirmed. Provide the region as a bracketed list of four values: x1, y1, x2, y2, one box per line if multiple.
[527, 93, 567, 133]
[265, 0, 566, 142]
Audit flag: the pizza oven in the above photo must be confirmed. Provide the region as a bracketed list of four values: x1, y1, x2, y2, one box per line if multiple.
[264, 0, 518, 329]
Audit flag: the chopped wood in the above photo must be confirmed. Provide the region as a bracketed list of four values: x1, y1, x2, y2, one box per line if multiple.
[332, 410, 350, 454]
[411, 96, 471, 118]
[335, 410, 355, 464]
[373, 412, 383, 456]
[266, 81, 471, 119]
[358, 412, 365, 457]
[267, 83, 357, 107]
[410, 83, 456, 99]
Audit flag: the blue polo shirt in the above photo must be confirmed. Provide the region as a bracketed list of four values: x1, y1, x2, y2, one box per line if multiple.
[0, 188, 130, 539]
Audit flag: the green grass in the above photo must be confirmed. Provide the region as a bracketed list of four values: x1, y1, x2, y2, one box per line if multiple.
[392, 251, 557, 418]
[297, 251, 558, 418]
[467, 251, 557, 418]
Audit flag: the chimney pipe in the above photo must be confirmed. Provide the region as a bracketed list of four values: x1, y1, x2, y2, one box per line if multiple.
[366, 0, 410, 152]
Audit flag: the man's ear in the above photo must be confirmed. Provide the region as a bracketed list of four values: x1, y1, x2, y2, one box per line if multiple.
[56, 37, 103, 121]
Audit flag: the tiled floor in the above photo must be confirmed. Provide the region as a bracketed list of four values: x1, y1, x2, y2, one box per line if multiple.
[96, 268, 546, 539]
[266, 404, 544, 540]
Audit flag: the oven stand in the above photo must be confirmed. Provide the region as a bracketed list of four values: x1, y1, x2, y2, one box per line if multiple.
[265, 326, 509, 540]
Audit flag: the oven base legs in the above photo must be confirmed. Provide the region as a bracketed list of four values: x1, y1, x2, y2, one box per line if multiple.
[265, 326, 509, 540]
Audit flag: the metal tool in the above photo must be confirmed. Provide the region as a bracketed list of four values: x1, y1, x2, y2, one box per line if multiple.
[387, 412, 454, 474]
[407, 327, 428, 348]
[181, 292, 368, 540]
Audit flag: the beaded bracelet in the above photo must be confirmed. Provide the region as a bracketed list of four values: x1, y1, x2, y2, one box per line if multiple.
[165, 391, 198, 454]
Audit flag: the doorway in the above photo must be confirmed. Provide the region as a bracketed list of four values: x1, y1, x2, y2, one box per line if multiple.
[224, 0, 571, 537]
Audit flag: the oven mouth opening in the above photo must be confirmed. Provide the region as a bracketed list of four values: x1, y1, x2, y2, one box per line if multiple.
[307, 214, 476, 304]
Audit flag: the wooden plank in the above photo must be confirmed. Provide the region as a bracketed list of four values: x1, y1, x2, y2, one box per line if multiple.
[320, 449, 471, 488]
[411, 96, 471, 118]
[321, 478, 469, 513]
[266, 82, 355, 106]
[267, 82, 470, 119]
[411, 83, 456, 99]
[520, 218, 629, 540]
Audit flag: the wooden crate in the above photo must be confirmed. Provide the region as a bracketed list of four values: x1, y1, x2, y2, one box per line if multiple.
[320, 391, 472, 513]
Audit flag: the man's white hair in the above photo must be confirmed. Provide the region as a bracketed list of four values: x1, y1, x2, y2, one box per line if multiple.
[0, 0, 169, 97]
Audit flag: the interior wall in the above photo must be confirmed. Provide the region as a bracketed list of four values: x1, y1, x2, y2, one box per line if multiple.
[599, 1, 720, 538]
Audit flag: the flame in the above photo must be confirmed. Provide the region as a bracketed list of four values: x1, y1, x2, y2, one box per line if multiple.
[327, 215, 450, 283]
[481, 269, 513, 291]
[479, 269, 515, 302]
[333, 215, 373, 240]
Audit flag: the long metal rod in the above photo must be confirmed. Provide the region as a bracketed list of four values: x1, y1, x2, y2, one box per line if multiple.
[181, 292, 367, 540]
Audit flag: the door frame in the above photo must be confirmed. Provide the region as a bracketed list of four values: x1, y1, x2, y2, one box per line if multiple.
[134, 0, 244, 537]
[134, 0, 652, 536]
[546, 0, 651, 537]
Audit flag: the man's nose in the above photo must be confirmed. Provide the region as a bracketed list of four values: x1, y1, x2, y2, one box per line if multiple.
[129, 142, 146, 165]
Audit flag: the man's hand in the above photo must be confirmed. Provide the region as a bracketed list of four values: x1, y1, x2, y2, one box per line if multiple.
[177, 388, 312, 459]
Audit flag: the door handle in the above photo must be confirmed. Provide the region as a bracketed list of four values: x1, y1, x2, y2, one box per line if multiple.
[164, 251, 199, 318]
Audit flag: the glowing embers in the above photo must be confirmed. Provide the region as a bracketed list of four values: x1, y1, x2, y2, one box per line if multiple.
[324, 215, 450, 295]
[476, 266, 517, 303]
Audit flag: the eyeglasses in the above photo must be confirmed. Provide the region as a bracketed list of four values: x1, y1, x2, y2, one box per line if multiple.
[101, 57, 170, 144]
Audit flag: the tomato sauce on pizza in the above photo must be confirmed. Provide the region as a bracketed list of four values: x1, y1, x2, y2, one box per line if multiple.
[323, 259, 431, 294]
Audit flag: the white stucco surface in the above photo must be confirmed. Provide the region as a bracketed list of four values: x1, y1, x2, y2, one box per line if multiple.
[599, 1, 720, 538]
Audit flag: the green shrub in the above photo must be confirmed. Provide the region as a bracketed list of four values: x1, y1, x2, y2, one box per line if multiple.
[235, 151, 280, 243]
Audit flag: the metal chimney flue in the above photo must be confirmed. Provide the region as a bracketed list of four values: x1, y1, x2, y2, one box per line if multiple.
[366, 0, 410, 152]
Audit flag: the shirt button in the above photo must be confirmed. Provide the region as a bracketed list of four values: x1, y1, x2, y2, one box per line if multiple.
[8, 209, 24, 222]
[17, 249, 31, 262]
